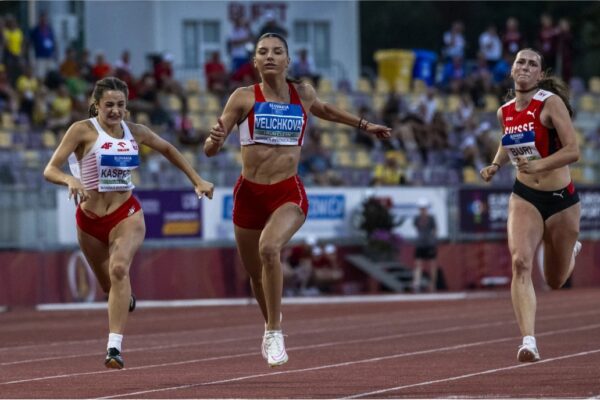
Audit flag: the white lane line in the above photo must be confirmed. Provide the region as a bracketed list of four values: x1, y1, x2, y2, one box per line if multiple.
[35, 292, 486, 311]
[2, 306, 596, 368]
[345, 348, 600, 398]
[96, 323, 600, 399]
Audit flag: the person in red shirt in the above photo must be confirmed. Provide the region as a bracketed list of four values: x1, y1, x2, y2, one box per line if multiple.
[91, 52, 112, 81]
[204, 51, 227, 96]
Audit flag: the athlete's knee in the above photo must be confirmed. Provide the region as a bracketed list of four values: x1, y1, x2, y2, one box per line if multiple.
[109, 261, 130, 282]
[258, 242, 281, 267]
[512, 253, 533, 276]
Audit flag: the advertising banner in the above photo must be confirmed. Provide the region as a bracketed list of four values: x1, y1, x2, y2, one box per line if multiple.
[203, 186, 449, 241]
[459, 186, 600, 234]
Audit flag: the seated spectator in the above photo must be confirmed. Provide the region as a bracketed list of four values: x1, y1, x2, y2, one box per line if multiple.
[15, 65, 39, 123]
[440, 55, 466, 93]
[227, 17, 253, 72]
[478, 24, 502, 69]
[154, 53, 174, 89]
[47, 84, 73, 135]
[91, 51, 112, 81]
[311, 243, 344, 293]
[204, 51, 227, 97]
[257, 11, 288, 38]
[371, 152, 407, 186]
[442, 21, 465, 61]
[291, 49, 320, 86]
[59, 48, 80, 79]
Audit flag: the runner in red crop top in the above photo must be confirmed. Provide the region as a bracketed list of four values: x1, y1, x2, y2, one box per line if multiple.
[44, 77, 214, 369]
[479, 49, 581, 363]
[204, 33, 391, 367]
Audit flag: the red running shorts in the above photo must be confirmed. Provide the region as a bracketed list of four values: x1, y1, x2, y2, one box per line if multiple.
[76, 195, 142, 245]
[232, 175, 309, 230]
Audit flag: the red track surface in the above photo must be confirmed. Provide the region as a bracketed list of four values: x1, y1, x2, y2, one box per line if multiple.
[1, 289, 600, 398]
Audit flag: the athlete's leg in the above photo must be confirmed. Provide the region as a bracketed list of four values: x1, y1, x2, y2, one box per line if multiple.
[234, 226, 268, 322]
[259, 203, 306, 331]
[77, 229, 111, 293]
[106, 211, 145, 334]
[507, 194, 544, 337]
[542, 203, 581, 289]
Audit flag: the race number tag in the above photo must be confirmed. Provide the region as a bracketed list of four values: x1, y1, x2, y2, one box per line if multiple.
[98, 154, 140, 191]
[253, 102, 304, 145]
[502, 130, 541, 164]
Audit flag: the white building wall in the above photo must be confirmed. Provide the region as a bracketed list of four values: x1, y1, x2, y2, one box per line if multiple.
[84, 1, 359, 85]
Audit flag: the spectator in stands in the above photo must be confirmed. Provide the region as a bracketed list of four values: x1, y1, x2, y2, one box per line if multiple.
[204, 32, 390, 367]
[479, 48, 581, 363]
[311, 243, 344, 293]
[91, 51, 112, 81]
[227, 17, 254, 72]
[204, 51, 228, 97]
[371, 152, 406, 186]
[79, 48, 95, 83]
[15, 64, 38, 123]
[230, 46, 259, 89]
[2, 14, 25, 85]
[43, 76, 214, 370]
[502, 17, 524, 56]
[114, 50, 132, 74]
[47, 83, 73, 135]
[442, 21, 465, 61]
[0, 64, 18, 116]
[282, 236, 316, 296]
[59, 48, 80, 79]
[412, 197, 438, 292]
[257, 11, 288, 38]
[479, 24, 502, 70]
[29, 11, 56, 80]
[291, 48, 320, 87]
[537, 13, 558, 72]
[440, 55, 466, 93]
[556, 18, 574, 83]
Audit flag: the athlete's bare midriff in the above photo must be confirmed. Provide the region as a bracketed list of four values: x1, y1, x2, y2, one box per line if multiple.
[241, 144, 301, 184]
[516, 165, 571, 191]
[80, 190, 133, 217]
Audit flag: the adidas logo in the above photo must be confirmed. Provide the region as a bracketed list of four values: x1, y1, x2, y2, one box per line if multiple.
[128, 206, 136, 216]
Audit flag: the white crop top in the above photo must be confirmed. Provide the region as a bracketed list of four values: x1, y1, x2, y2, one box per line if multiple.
[69, 117, 140, 192]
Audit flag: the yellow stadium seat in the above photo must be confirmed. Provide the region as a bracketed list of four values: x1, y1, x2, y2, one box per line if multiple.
[0, 131, 12, 148]
[357, 78, 372, 94]
[42, 130, 57, 148]
[333, 131, 350, 149]
[320, 132, 334, 149]
[445, 94, 461, 113]
[23, 150, 41, 168]
[579, 94, 596, 112]
[318, 79, 333, 95]
[188, 96, 202, 113]
[335, 94, 352, 110]
[1, 113, 14, 129]
[355, 149, 373, 168]
[412, 79, 427, 95]
[185, 79, 202, 94]
[205, 94, 221, 113]
[462, 166, 480, 184]
[588, 76, 600, 95]
[167, 94, 182, 112]
[136, 112, 150, 125]
[375, 78, 390, 95]
[372, 94, 386, 113]
[335, 150, 353, 167]
[385, 150, 407, 167]
[484, 94, 500, 112]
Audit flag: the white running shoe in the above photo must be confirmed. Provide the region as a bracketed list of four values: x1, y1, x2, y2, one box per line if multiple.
[264, 330, 288, 367]
[261, 313, 283, 360]
[574, 241, 582, 257]
[517, 336, 541, 362]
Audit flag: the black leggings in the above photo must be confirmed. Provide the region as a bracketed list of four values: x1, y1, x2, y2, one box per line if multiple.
[512, 179, 579, 221]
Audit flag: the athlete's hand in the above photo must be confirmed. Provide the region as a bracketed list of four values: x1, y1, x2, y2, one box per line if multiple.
[66, 176, 89, 205]
[515, 156, 537, 174]
[209, 117, 227, 147]
[194, 178, 214, 200]
[365, 122, 392, 139]
[480, 164, 499, 182]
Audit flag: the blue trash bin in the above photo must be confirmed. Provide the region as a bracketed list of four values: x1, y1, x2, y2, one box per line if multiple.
[412, 49, 438, 86]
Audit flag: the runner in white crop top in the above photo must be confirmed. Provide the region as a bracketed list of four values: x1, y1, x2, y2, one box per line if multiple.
[44, 76, 214, 370]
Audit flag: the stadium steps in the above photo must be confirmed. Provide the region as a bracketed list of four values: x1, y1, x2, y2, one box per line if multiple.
[345, 254, 415, 292]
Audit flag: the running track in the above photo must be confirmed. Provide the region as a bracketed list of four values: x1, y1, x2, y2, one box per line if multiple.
[1, 289, 599, 398]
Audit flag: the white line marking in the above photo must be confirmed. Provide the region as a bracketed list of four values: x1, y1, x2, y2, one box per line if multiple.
[35, 292, 485, 311]
[96, 323, 600, 399]
[346, 348, 600, 398]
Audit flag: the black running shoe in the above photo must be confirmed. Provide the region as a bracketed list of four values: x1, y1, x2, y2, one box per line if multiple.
[105, 347, 124, 369]
[129, 293, 136, 312]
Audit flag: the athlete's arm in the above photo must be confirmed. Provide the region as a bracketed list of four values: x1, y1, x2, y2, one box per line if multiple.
[304, 83, 391, 139]
[43, 121, 89, 203]
[532, 95, 580, 173]
[204, 87, 250, 157]
[480, 108, 509, 182]
[132, 123, 214, 199]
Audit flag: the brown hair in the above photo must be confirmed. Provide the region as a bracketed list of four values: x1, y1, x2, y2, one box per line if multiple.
[506, 48, 573, 117]
[88, 77, 129, 117]
[255, 32, 301, 84]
